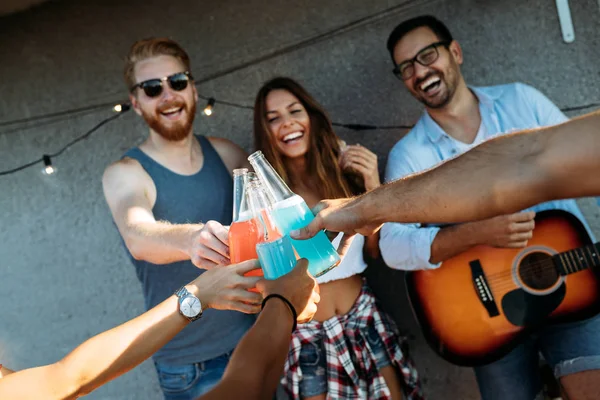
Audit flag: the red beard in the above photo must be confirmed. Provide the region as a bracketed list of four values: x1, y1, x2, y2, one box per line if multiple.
[142, 100, 197, 141]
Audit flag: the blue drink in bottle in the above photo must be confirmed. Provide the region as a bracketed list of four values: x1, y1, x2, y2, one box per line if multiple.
[256, 235, 297, 280]
[248, 151, 341, 277]
[246, 178, 297, 280]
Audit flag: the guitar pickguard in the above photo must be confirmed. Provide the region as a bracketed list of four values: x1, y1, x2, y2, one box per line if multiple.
[502, 284, 566, 327]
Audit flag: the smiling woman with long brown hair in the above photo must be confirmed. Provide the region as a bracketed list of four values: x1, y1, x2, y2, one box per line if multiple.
[253, 77, 423, 400]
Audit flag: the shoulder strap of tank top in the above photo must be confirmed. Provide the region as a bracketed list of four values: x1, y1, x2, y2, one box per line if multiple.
[196, 135, 224, 167]
[122, 146, 158, 170]
[123, 146, 143, 160]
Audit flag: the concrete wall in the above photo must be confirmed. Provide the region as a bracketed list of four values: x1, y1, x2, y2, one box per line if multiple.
[1, 0, 599, 398]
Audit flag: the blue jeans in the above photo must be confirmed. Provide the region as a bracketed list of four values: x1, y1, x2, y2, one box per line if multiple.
[475, 313, 600, 400]
[154, 351, 232, 400]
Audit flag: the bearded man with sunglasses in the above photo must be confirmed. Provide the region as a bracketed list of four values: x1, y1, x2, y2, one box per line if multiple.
[102, 38, 256, 399]
[379, 15, 600, 400]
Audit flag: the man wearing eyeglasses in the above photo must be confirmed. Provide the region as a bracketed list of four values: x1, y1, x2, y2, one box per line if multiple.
[380, 15, 600, 400]
[102, 38, 257, 399]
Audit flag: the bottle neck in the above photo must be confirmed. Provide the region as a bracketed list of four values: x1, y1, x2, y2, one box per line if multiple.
[248, 153, 295, 202]
[232, 169, 249, 222]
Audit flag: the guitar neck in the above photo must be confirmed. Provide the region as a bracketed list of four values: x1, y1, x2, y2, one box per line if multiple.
[555, 242, 600, 275]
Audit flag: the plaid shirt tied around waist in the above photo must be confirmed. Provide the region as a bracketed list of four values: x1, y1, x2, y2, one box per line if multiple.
[282, 281, 424, 399]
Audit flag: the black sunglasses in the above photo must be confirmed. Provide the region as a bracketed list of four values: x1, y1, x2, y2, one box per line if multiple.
[130, 71, 194, 98]
[393, 41, 451, 81]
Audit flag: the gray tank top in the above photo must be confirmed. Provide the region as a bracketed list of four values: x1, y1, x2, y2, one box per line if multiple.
[123, 135, 255, 365]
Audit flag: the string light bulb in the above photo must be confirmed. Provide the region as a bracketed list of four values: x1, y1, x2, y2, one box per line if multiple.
[42, 155, 56, 175]
[113, 103, 131, 113]
[203, 98, 215, 116]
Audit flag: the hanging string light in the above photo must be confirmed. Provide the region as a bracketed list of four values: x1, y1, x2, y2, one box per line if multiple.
[203, 98, 216, 116]
[0, 92, 598, 177]
[42, 155, 56, 175]
[0, 108, 129, 177]
[113, 103, 131, 113]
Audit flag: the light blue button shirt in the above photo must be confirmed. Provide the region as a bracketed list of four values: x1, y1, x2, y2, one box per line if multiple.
[380, 83, 595, 271]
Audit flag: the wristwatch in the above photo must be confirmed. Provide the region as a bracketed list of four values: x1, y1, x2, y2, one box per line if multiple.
[175, 286, 203, 322]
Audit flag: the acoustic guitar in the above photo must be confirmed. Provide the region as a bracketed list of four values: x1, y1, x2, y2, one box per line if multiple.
[405, 210, 600, 367]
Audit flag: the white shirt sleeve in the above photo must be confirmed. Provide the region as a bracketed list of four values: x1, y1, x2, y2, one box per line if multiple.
[379, 143, 442, 271]
[380, 222, 441, 270]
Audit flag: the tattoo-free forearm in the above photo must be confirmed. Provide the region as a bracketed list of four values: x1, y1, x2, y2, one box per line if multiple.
[60, 293, 190, 396]
[201, 299, 294, 400]
[124, 221, 202, 264]
[359, 111, 600, 225]
[429, 224, 481, 264]
[0, 291, 192, 399]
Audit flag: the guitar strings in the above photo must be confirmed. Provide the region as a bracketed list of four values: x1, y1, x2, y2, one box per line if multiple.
[470, 258, 591, 292]
[481, 247, 596, 282]
[486, 268, 591, 293]
[485, 260, 558, 282]
[431, 246, 599, 296]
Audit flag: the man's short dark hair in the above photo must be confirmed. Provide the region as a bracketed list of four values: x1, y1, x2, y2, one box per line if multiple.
[386, 15, 453, 62]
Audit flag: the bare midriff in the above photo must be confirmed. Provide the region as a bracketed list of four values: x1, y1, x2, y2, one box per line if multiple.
[312, 274, 363, 322]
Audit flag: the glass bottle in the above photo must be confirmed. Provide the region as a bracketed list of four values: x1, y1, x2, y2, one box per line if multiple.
[246, 178, 296, 280]
[228, 168, 263, 278]
[248, 151, 341, 277]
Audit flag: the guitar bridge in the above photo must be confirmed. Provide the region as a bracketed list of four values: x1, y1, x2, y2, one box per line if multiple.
[470, 260, 500, 318]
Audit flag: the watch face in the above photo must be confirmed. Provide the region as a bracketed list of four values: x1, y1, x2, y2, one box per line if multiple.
[181, 297, 202, 318]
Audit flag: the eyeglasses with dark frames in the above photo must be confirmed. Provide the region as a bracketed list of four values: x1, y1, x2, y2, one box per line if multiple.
[130, 71, 194, 98]
[392, 41, 451, 81]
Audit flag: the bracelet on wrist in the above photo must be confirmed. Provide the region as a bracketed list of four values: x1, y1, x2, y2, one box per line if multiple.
[261, 294, 297, 333]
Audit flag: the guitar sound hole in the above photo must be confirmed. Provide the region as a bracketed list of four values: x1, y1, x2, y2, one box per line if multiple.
[518, 252, 559, 290]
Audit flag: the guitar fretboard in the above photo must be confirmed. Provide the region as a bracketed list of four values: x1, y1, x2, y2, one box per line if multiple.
[555, 242, 600, 275]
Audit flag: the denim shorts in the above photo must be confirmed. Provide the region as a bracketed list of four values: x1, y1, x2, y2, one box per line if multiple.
[298, 324, 391, 397]
[154, 351, 232, 400]
[474, 313, 600, 400]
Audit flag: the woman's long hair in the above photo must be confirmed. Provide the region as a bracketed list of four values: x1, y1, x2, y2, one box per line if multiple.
[253, 77, 362, 199]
